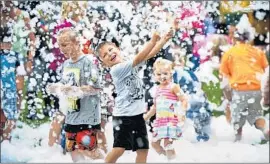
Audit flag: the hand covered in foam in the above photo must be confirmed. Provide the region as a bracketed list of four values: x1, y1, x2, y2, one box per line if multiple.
[151, 31, 161, 43]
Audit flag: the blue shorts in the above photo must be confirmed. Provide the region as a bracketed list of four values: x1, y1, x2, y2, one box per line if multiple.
[1, 50, 19, 120]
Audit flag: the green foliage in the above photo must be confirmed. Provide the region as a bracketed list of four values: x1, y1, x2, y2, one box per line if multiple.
[201, 70, 269, 117]
[212, 110, 224, 117]
[201, 70, 223, 106]
[19, 80, 50, 128]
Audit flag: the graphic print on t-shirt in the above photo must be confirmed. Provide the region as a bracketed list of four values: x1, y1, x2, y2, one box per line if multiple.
[124, 72, 144, 103]
[62, 67, 81, 113]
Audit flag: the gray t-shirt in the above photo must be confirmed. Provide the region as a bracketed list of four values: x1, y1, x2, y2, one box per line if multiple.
[60, 55, 101, 125]
[110, 60, 145, 116]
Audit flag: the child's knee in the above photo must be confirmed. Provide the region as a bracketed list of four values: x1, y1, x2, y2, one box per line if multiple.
[164, 139, 173, 148]
[86, 148, 105, 160]
[111, 148, 125, 157]
[254, 118, 266, 130]
[151, 140, 161, 148]
[136, 149, 148, 156]
[164, 143, 174, 151]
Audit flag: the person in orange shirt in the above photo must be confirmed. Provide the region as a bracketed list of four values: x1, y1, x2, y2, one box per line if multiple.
[220, 29, 269, 142]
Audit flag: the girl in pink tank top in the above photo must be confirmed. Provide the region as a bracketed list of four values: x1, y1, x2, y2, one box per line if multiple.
[144, 58, 188, 160]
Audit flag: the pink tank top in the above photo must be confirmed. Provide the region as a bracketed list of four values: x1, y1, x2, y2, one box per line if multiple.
[155, 83, 178, 103]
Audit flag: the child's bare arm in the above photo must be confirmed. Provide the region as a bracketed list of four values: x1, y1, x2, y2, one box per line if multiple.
[172, 84, 188, 110]
[143, 105, 156, 121]
[80, 85, 101, 95]
[132, 32, 160, 67]
[47, 83, 66, 94]
[144, 29, 174, 61]
[172, 84, 188, 122]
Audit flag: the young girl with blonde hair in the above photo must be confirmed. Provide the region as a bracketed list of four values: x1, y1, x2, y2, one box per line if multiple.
[144, 58, 187, 160]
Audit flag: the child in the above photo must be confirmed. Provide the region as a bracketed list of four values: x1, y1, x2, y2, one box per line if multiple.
[220, 29, 269, 142]
[261, 66, 269, 111]
[95, 28, 174, 163]
[47, 19, 73, 148]
[47, 28, 103, 162]
[173, 52, 212, 142]
[144, 58, 187, 160]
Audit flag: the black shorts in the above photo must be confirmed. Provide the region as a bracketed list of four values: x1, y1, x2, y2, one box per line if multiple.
[112, 114, 149, 151]
[64, 124, 101, 133]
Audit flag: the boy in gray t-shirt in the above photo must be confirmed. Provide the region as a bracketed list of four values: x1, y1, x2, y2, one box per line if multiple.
[48, 29, 103, 162]
[95, 29, 174, 163]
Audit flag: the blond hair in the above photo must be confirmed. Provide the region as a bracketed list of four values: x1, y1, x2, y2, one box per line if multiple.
[153, 58, 173, 72]
[57, 28, 79, 43]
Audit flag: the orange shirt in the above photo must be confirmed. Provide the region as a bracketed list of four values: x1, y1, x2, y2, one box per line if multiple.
[220, 43, 269, 91]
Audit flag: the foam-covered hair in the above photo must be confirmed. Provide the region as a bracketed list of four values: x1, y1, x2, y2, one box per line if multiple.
[153, 58, 174, 71]
[57, 28, 79, 42]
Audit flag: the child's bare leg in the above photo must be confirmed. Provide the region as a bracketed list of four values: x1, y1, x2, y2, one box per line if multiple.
[105, 147, 125, 163]
[254, 118, 269, 140]
[48, 112, 65, 146]
[97, 118, 107, 153]
[71, 149, 85, 162]
[151, 140, 166, 155]
[225, 105, 231, 124]
[164, 139, 176, 160]
[2, 120, 16, 141]
[136, 149, 148, 163]
[234, 126, 243, 142]
[82, 148, 104, 160]
[0, 109, 6, 137]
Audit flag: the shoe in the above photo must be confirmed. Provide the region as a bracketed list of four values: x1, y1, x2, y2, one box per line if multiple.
[234, 134, 242, 142]
[196, 133, 209, 142]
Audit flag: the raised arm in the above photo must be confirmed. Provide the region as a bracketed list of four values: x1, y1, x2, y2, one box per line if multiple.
[144, 28, 174, 61]
[132, 32, 160, 67]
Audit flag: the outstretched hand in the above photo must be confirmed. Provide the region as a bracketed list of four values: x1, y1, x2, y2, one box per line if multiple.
[47, 83, 62, 94]
[163, 27, 174, 41]
[60, 86, 73, 94]
[151, 31, 161, 43]
[81, 85, 97, 92]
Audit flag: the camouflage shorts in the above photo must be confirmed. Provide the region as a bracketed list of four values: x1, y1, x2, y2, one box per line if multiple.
[230, 90, 264, 128]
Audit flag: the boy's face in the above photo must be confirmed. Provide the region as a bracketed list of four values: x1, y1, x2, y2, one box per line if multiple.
[98, 43, 121, 67]
[58, 33, 79, 60]
[154, 65, 172, 85]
